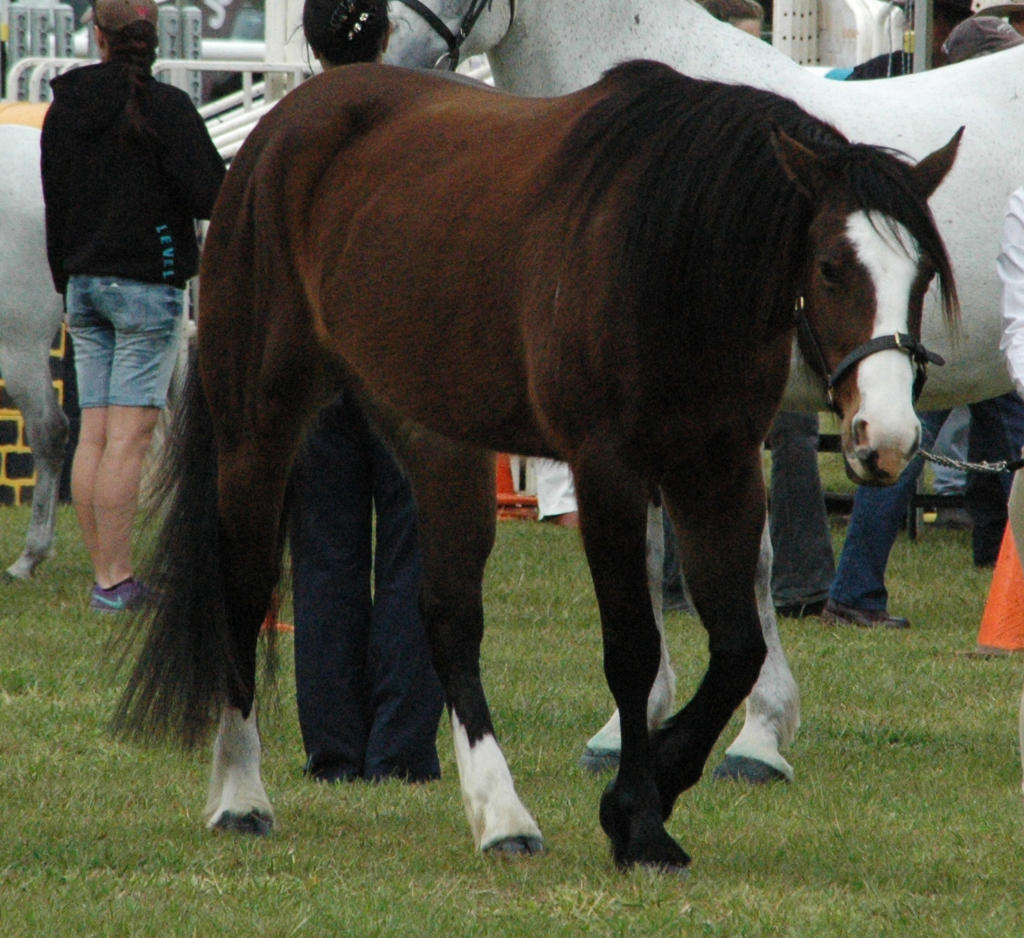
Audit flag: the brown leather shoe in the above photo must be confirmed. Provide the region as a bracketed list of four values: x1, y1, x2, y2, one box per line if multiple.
[822, 598, 910, 630]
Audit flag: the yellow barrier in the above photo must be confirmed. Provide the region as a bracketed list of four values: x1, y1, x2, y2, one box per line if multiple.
[0, 100, 49, 128]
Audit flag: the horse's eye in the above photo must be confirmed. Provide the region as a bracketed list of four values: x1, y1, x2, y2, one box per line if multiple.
[818, 260, 841, 285]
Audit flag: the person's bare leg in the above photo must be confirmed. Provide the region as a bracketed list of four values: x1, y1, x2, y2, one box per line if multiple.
[91, 404, 160, 587]
[71, 407, 108, 576]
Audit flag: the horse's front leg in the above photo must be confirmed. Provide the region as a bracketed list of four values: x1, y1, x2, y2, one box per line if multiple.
[581, 503, 677, 771]
[582, 513, 797, 785]
[650, 456, 768, 820]
[573, 451, 689, 871]
[396, 433, 542, 856]
[713, 517, 800, 783]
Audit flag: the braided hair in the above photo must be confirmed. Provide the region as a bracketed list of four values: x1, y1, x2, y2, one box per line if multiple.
[101, 19, 158, 139]
[303, 0, 390, 66]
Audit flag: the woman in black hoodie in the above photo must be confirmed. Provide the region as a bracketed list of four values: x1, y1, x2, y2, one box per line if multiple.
[41, 0, 224, 612]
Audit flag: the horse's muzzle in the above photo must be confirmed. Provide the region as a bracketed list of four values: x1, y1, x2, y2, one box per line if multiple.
[842, 415, 920, 486]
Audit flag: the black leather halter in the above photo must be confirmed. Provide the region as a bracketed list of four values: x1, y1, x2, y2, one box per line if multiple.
[390, 0, 514, 70]
[793, 296, 945, 415]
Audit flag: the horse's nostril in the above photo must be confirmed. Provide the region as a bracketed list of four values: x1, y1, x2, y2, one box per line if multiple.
[851, 416, 868, 450]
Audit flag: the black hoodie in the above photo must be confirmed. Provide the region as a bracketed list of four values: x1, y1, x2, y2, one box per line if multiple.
[41, 62, 225, 294]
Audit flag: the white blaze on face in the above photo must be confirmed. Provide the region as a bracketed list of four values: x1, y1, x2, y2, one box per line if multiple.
[845, 211, 921, 461]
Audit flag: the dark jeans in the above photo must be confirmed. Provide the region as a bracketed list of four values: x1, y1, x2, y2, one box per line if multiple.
[830, 393, 1024, 611]
[767, 411, 835, 607]
[290, 391, 443, 782]
[964, 396, 1024, 565]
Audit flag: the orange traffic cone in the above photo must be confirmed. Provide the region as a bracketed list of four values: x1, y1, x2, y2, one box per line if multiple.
[974, 523, 1024, 655]
[259, 590, 294, 634]
[496, 453, 538, 521]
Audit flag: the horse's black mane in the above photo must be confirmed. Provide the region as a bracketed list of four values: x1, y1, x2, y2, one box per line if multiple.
[558, 59, 957, 357]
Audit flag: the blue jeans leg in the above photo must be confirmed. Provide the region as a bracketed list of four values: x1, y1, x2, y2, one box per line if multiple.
[931, 405, 968, 495]
[829, 410, 946, 612]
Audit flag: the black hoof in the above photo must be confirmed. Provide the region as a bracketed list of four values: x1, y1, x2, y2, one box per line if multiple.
[600, 782, 690, 873]
[211, 810, 274, 836]
[483, 835, 545, 857]
[712, 755, 788, 785]
[580, 746, 620, 773]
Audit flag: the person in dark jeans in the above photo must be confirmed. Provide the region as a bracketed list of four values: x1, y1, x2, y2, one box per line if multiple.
[289, 0, 443, 783]
[290, 390, 443, 782]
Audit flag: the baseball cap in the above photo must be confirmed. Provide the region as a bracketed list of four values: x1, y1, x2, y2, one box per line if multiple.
[943, 14, 1024, 60]
[84, 0, 159, 30]
[971, 0, 1024, 15]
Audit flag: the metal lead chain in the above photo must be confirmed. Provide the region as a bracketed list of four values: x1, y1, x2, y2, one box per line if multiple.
[918, 448, 1024, 475]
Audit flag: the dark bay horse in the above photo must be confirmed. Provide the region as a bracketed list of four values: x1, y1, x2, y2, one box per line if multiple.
[117, 60, 959, 871]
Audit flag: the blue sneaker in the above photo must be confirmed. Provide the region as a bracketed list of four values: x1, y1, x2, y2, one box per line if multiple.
[89, 578, 151, 613]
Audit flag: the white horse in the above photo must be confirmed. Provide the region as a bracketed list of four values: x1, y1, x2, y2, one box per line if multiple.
[386, 0, 1024, 783]
[0, 123, 68, 580]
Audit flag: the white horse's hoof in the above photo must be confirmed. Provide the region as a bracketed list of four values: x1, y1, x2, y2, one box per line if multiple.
[482, 834, 545, 857]
[712, 754, 789, 784]
[5, 557, 38, 580]
[209, 809, 273, 836]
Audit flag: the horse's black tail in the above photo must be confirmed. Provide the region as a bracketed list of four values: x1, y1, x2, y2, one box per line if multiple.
[113, 352, 240, 749]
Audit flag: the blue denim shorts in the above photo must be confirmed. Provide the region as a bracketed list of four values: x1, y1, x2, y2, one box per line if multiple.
[67, 275, 184, 409]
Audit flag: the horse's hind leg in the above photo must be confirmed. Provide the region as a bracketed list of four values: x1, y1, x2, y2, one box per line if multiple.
[206, 704, 273, 835]
[713, 518, 799, 784]
[202, 448, 291, 834]
[203, 403, 315, 834]
[0, 339, 68, 580]
[396, 431, 542, 856]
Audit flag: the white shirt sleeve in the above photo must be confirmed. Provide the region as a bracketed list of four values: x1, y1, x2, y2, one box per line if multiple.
[998, 187, 1024, 397]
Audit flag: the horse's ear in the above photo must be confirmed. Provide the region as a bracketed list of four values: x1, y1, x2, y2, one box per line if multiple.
[910, 126, 964, 200]
[771, 126, 829, 201]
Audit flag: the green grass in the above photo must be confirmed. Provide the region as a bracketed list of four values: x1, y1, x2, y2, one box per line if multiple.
[1, 494, 1023, 937]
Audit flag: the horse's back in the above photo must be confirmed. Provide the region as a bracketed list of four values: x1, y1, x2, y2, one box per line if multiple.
[202, 65, 604, 452]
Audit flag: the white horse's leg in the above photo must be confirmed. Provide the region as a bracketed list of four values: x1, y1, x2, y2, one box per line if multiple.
[205, 705, 274, 835]
[713, 518, 800, 782]
[0, 343, 68, 580]
[581, 503, 677, 770]
[451, 710, 543, 853]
